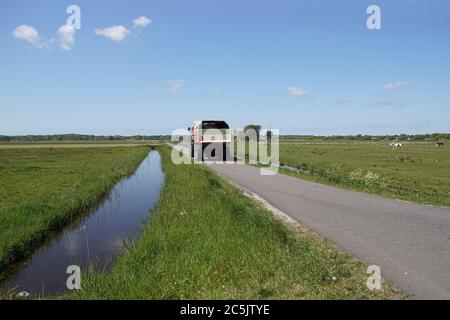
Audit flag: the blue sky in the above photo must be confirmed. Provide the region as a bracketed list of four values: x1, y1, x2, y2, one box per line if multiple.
[1, 0, 449, 135]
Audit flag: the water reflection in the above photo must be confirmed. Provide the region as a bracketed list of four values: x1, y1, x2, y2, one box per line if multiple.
[2, 150, 163, 297]
[281, 164, 313, 175]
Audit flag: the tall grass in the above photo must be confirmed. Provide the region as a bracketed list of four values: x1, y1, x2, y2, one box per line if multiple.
[64, 146, 400, 299]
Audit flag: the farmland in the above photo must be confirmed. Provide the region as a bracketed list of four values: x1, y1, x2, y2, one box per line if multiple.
[0, 143, 403, 299]
[0, 145, 151, 281]
[59, 146, 400, 299]
[3, 139, 448, 299]
[278, 140, 450, 207]
[0, 140, 158, 149]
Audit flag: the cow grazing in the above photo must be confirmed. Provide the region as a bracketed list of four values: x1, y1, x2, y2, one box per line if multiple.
[390, 142, 403, 150]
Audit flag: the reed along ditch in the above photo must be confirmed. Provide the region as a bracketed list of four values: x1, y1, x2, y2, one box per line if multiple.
[1, 150, 164, 297]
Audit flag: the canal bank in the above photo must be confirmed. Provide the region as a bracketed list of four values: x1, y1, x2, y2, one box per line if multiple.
[1, 150, 164, 297]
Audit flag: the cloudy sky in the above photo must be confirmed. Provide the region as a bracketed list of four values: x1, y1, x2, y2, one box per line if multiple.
[1, 0, 449, 135]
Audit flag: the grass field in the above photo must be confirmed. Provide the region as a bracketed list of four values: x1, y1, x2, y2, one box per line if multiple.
[278, 140, 450, 207]
[0, 140, 159, 149]
[0, 145, 151, 279]
[61, 146, 400, 299]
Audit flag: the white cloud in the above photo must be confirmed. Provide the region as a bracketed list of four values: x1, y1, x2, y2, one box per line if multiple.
[95, 25, 129, 41]
[288, 86, 308, 96]
[13, 24, 77, 51]
[168, 80, 186, 91]
[57, 25, 75, 51]
[384, 81, 407, 89]
[12, 25, 42, 47]
[133, 16, 152, 28]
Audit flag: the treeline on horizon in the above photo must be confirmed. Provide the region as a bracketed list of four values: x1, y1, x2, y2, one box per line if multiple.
[0, 133, 449, 142]
[281, 133, 450, 141]
[0, 134, 171, 142]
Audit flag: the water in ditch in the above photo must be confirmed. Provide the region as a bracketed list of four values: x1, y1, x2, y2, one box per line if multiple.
[1, 150, 164, 297]
[280, 164, 314, 175]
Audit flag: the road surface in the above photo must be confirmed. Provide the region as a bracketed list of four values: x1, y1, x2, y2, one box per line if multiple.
[170, 143, 450, 299]
[208, 162, 450, 299]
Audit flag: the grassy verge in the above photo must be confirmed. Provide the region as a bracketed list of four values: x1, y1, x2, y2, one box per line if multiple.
[64, 146, 401, 299]
[0, 146, 151, 279]
[278, 142, 450, 207]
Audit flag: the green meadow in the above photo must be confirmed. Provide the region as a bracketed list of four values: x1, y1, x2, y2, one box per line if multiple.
[278, 140, 450, 206]
[62, 146, 399, 299]
[0, 143, 404, 299]
[2, 139, 447, 299]
[0, 145, 151, 279]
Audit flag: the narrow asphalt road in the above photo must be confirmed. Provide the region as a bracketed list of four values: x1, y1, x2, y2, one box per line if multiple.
[169, 144, 450, 299]
[207, 162, 450, 300]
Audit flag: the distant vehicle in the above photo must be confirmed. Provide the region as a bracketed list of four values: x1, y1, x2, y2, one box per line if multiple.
[189, 120, 231, 161]
[436, 142, 444, 147]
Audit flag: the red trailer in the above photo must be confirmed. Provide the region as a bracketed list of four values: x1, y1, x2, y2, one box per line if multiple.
[189, 120, 231, 161]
